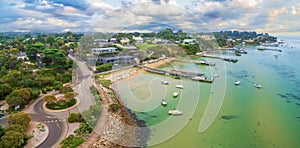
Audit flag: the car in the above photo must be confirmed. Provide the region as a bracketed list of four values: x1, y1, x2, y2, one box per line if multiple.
[0, 114, 5, 118]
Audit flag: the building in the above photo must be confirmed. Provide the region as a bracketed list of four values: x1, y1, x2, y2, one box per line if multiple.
[183, 39, 195, 44]
[115, 44, 138, 52]
[110, 38, 117, 43]
[120, 37, 130, 45]
[133, 36, 143, 44]
[98, 55, 136, 65]
[90, 47, 116, 55]
[95, 39, 110, 47]
[15, 52, 28, 60]
[153, 38, 169, 44]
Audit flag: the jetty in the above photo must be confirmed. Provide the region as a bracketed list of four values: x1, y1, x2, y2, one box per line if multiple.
[175, 59, 216, 66]
[143, 66, 214, 83]
[202, 54, 238, 63]
[257, 46, 282, 52]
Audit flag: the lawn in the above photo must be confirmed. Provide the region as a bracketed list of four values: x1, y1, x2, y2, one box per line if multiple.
[136, 43, 159, 50]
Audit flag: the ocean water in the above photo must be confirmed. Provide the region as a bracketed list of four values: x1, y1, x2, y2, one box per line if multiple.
[113, 36, 300, 147]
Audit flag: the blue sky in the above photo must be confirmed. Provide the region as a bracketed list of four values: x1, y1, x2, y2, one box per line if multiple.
[0, 0, 299, 33]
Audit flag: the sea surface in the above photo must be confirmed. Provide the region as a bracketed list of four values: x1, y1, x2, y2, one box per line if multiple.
[113, 35, 300, 148]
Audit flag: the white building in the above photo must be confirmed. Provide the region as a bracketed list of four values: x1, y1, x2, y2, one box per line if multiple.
[90, 47, 116, 54]
[133, 36, 143, 44]
[120, 37, 130, 45]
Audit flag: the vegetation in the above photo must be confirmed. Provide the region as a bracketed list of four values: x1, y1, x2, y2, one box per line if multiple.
[68, 113, 84, 123]
[60, 134, 84, 148]
[109, 103, 121, 113]
[44, 94, 57, 104]
[74, 122, 93, 135]
[98, 79, 111, 88]
[0, 112, 31, 148]
[46, 98, 76, 110]
[96, 63, 112, 73]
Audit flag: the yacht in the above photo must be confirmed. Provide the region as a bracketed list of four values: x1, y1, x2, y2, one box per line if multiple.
[161, 99, 167, 106]
[162, 81, 169, 85]
[168, 110, 183, 115]
[254, 83, 262, 88]
[175, 85, 184, 89]
[173, 92, 179, 97]
[234, 81, 240, 85]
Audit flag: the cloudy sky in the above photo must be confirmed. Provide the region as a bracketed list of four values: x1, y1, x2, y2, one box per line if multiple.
[0, 0, 299, 33]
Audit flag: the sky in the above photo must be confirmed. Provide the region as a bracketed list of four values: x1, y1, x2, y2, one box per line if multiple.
[0, 0, 299, 33]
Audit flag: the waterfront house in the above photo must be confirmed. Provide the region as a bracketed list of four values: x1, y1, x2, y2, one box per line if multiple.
[133, 36, 143, 44]
[121, 37, 130, 45]
[90, 47, 116, 55]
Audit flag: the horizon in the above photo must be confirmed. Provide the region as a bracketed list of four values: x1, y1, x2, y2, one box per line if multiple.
[1, 0, 299, 33]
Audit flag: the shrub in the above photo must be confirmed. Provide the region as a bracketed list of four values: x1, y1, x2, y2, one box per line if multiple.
[60, 134, 84, 148]
[68, 113, 84, 123]
[109, 103, 120, 112]
[46, 99, 76, 110]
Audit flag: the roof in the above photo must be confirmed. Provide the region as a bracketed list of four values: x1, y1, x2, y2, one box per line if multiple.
[100, 55, 135, 60]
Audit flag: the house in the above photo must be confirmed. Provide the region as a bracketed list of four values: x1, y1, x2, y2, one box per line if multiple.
[133, 36, 143, 44]
[15, 52, 28, 60]
[153, 38, 169, 44]
[120, 37, 130, 45]
[98, 55, 136, 65]
[115, 44, 138, 52]
[183, 39, 195, 44]
[95, 39, 110, 47]
[110, 38, 117, 43]
[90, 47, 116, 55]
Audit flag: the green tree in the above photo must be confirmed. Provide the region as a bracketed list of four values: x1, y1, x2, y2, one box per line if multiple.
[0, 125, 5, 138]
[60, 135, 84, 148]
[5, 88, 32, 107]
[44, 94, 57, 104]
[0, 131, 24, 148]
[59, 85, 73, 94]
[0, 84, 12, 100]
[5, 124, 26, 135]
[68, 113, 84, 123]
[64, 92, 76, 102]
[8, 112, 31, 129]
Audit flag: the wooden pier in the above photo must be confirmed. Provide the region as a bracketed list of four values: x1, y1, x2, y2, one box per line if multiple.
[202, 54, 238, 63]
[175, 59, 216, 66]
[143, 66, 214, 83]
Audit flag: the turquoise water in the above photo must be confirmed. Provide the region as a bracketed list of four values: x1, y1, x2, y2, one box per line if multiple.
[113, 36, 300, 147]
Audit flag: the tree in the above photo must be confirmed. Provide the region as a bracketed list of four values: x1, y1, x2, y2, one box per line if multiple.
[0, 84, 12, 100]
[5, 88, 32, 107]
[44, 94, 57, 104]
[68, 113, 84, 123]
[59, 85, 73, 94]
[5, 124, 26, 135]
[0, 125, 4, 138]
[8, 112, 31, 129]
[0, 131, 24, 148]
[64, 92, 76, 102]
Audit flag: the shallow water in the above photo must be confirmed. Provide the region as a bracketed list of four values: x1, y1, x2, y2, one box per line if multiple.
[113, 36, 300, 147]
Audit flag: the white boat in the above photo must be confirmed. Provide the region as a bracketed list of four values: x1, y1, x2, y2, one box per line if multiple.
[213, 74, 219, 77]
[173, 92, 179, 97]
[254, 83, 262, 88]
[175, 85, 184, 89]
[161, 99, 167, 106]
[234, 81, 240, 85]
[168, 110, 183, 115]
[162, 81, 169, 85]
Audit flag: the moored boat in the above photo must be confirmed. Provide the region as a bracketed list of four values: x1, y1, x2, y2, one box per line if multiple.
[254, 83, 262, 88]
[168, 109, 183, 115]
[161, 99, 167, 106]
[175, 85, 184, 89]
[161, 81, 169, 85]
[234, 81, 240, 85]
[173, 92, 179, 97]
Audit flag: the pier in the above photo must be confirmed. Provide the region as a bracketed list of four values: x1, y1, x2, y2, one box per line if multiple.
[257, 46, 282, 52]
[175, 59, 216, 66]
[202, 54, 238, 63]
[143, 66, 215, 83]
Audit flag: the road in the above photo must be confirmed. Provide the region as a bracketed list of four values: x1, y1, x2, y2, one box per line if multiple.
[0, 55, 96, 148]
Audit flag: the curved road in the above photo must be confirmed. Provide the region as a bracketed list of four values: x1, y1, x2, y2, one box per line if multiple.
[0, 55, 93, 148]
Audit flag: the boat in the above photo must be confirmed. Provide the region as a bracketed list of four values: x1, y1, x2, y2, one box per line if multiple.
[161, 81, 169, 85]
[257, 46, 265, 50]
[175, 85, 184, 89]
[173, 92, 179, 97]
[254, 83, 262, 88]
[161, 99, 167, 106]
[234, 81, 240, 85]
[168, 110, 183, 115]
[213, 74, 219, 77]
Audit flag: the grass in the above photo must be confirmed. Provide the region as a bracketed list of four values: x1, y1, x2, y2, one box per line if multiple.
[136, 43, 160, 50]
